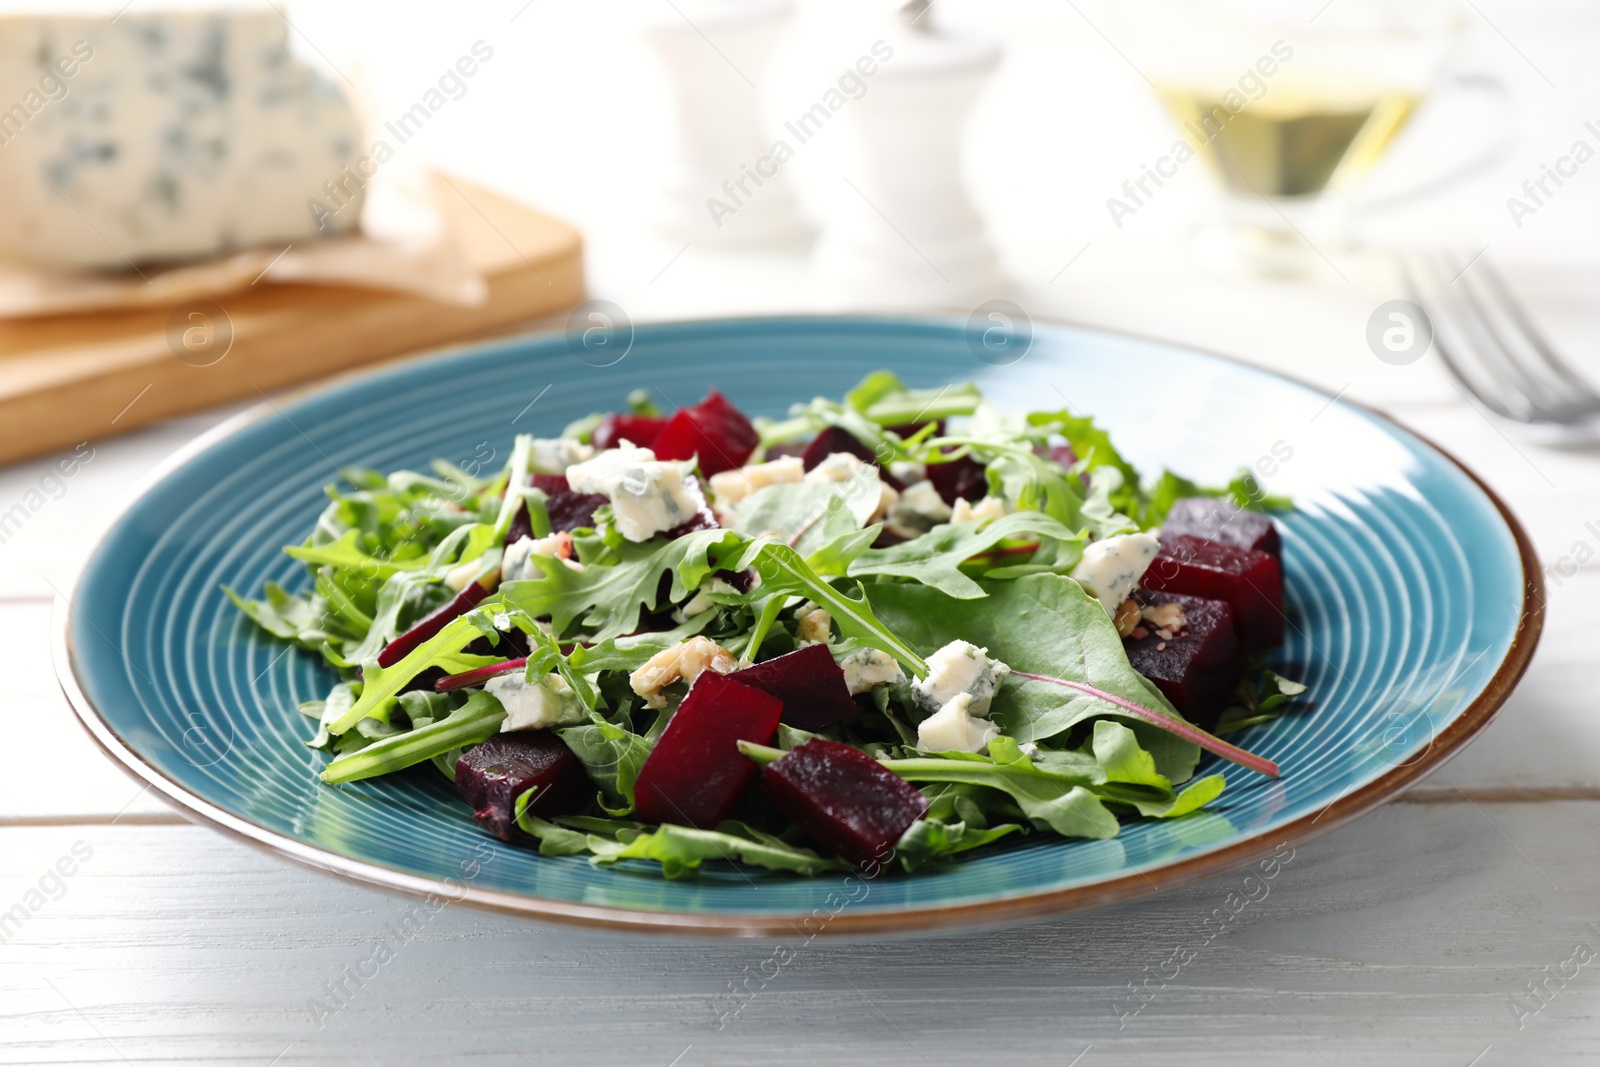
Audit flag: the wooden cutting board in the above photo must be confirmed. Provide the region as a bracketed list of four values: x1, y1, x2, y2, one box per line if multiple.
[0, 176, 584, 466]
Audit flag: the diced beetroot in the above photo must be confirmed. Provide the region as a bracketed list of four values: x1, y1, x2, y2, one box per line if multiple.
[1042, 443, 1078, 469]
[650, 391, 759, 476]
[633, 672, 782, 829]
[1123, 590, 1242, 729]
[1142, 534, 1283, 652]
[926, 453, 987, 505]
[455, 731, 589, 841]
[1161, 497, 1280, 557]
[763, 739, 929, 870]
[592, 413, 666, 451]
[800, 426, 905, 490]
[377, 578, 493, 668]
[731, 644, 860, 730]
[529, 473, 607, 532]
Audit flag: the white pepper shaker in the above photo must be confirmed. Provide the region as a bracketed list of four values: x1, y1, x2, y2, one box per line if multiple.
[815, 1, 1004, 308]
[641, 0, 810, 247]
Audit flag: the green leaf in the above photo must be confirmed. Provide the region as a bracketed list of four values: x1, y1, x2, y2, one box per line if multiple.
[866, 574, 1200, 783]
[735, 538, 927, 675]
[557, 722, 653, 815]
[848, 511, 1085, 598]
[895, 816, 1021, 871]
[882, 738, 1121, 839]
[224, 582, 321, 646]
[330, 610, 500, 735]
[321, 690, 505, 784]
[286, 530, 428, 579]
[592, 820, 844, 878]
[500, 528, 739, 641]
[732, 482, 874, 556]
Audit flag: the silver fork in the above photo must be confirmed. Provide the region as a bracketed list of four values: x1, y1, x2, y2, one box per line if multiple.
[1403, 252, 1600, 429]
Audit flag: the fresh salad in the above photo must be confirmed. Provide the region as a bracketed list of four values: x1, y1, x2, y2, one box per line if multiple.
[228, 372, 1304, 879]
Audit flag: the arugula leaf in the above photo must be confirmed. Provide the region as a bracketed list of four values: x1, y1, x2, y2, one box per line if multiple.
[882, 738, 1121, 839]
[514, 808, 843, 878]
[557, 722, 652, 815]
[592, 820, 843, 878]
[500, 528, 739, 640]
[848, 512, 1085, 598]
[329, 610, 500, 735]
[846, 371, 981, 426]
[734, 538, 927, 675]
[732, 482, 873, 556]
[321, 689, 505, 784]
[895, 819, 1021, 870]
[866, 574, 1200, 782]
[225, 582, 327, 648]
[286, 530, 429, 579]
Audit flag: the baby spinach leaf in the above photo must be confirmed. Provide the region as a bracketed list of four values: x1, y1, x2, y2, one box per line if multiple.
[867, 574, 1200, 783]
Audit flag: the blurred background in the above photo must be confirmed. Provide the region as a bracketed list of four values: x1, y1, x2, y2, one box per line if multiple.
[1, 0, 1598, 418]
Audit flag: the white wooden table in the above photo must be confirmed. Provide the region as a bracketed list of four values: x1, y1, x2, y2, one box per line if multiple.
[6, 3, 1600, 1062]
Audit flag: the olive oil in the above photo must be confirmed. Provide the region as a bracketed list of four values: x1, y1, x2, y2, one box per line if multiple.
[1156, 87, 1419, 197]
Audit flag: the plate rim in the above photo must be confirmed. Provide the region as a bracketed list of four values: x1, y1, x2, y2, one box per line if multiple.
[52, 312, 1546, 938]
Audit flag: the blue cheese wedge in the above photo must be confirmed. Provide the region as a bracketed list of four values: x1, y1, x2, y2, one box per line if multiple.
[911, 640, 1010, 716]
[839, 647, 905, 695]
[917, 692, 999, 754]
[565, 443, 708, 542]
[0, 11, 365, 269]
[528, 438, 594, 476]
[487, 671, 585, 732]
[1070, 533, 1160, 615]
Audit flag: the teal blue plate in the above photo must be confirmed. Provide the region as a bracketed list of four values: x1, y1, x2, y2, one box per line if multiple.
[55, 316, 1542, 936]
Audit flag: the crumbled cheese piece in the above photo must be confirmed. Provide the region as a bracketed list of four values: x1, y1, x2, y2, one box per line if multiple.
[489, 672, 586, 732]
[917, 692, 1000, 754]
[442, 551, 497, 592]
[912, 640, 1011, 717]
[951, 496, 1008, 524]
[795, 604, 833, 645]
[1140, 600, 1187, 633]
[501, 531, 581, 583]
[889, 460, 927, 485]
[529, 438, 595, 475]
[803, 451, 897, 524]
[671, 577, 740, 624]
[803, 451, 868, 484]
[885, 480, 953, 539]
[1070, 533, 1161, 615]
[629, 636, 739, 708]
[708, 455, 805, 508]
[839, 648, 906, 695]
[566, 443, 708, 542]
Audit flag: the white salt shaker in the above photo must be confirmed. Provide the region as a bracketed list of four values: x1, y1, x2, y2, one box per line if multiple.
[641, 0, 810, 247]
[815, 1, 1004, 309]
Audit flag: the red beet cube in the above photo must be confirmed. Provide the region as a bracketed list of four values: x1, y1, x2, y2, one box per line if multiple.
[926, 453, 987, 505]
[455, 731, 589, 841]
[1142, 534, 1283, 652]
[650, 391, 759, 476]
[1123, 590, 1242, 729]
[633, 672, 782, 829]
[731, 644, 860, 730]
[592, 413, 666, 451]
[527, 474, 607, 533]
[1161, 497, 1280, 557]
[763, 739, 929, 870]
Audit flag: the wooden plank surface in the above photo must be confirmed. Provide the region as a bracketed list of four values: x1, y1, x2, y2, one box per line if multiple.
[0, 176, 584, 466]
[0, 806, 1595, 1065]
